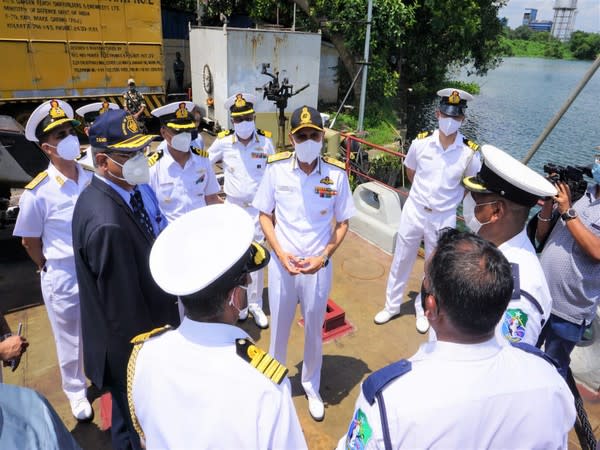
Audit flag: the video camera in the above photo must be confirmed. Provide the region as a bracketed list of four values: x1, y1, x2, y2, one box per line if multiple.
[543, 163, 592, 202]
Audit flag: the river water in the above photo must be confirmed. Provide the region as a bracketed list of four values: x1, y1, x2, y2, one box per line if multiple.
[410, 57, 600, 174]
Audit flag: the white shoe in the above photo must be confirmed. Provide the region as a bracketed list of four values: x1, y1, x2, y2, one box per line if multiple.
[70, 398, 93, 421]
[416, 316, 430, 334]
[249, 305, 268, 329]
[374, 309, 399, 325]
[238, 307, 249, 321]
[307, 395, 325, 421]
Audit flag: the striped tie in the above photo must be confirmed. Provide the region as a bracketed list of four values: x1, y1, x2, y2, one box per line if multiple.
[130, 188, 155, 240]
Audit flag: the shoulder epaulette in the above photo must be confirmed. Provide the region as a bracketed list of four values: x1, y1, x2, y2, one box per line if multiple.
[130, 325, 172, 345]
[24, 171, 48, 190]
[362, 359, 412, 405]
[191, 146, 209, 158]
[463, 137, 480, 151]
[511, 342, 559, 368]
[267, 151, 293, 164]
[147, 149, 164, 167]
[256, 129, 272, 138]
[321, 155, 345, 170]
[218, 129, 233, 139]
[417, 130, 433, 140]
[236, 338, 288, 384]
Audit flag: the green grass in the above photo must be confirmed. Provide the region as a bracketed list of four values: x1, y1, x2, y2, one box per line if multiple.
[504, 38, 574, 59]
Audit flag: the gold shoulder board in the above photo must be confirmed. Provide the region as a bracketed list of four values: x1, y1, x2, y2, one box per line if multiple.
[127, 325, 172, 442]
[463, 137, 480, 151]
[24, 171, 48, 190]
[256, 129, 272, 138]
[417, 130, 432, 140]
[130, 325, 172, 345]
[218, 129, 233, 139]
[267, 151, 293, 164]
[147, 149, 163, 167]
[236, 338, 288, 384]
[322, 155, 345, 170]
[191, 147, 209, 158]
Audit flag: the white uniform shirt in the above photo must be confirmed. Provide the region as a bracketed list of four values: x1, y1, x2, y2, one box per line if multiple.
[338, 339, 575, 450]
[404, 130, 481, 212]
[132, 318, 307, 450]
[208, 131, 275, 203]
[148, 145, 220, 222]
[253, 155, 356, 257]
[13, 163, 92, 261]
[496, 229, 552, 346]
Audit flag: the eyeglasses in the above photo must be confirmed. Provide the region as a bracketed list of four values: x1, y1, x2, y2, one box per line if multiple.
[232, 116, 254, 123]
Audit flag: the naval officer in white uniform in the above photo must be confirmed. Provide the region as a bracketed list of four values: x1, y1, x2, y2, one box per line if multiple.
[374, 88, 481, 332]
[148, 101, 221, 223]
[13, 99, 93, 420]
[253, 105, 356, 421]
[461, 144, 557, 346]
[128, 204, 307, 450]
[208, 93, 275, 329]
[338, 228, 575, 450]
[75, 101, 120, 170]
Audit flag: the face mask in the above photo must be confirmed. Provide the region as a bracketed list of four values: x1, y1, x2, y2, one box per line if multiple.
[462, 192, 496, 233]
[592, 162, 600, 184]
[233, 120, 255, 140]
[107, 153, 149, 185]
[48, 134, 81, 161]
[294, 138, 322, 164]
[170, 132, 192, 152]
[438, 117, 462, 136]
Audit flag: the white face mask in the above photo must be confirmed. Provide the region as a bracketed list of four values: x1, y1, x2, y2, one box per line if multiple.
[170, 132, 192, 153]
[233, 120, 255, 140]
[107, 153, 150, 185]
[294, 138, 322, 164]
[438, 117, 462, 136]
[462, 192, 496, 233]
[48, 134, 81, 161]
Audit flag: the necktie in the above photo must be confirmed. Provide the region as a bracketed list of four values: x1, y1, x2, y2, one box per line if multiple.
[130, 188, 155, 239]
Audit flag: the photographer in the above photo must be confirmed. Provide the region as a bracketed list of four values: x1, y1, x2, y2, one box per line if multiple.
[536, 150, 600, 378]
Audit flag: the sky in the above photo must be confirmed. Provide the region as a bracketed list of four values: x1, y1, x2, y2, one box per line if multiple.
[499, 0, 600, 33]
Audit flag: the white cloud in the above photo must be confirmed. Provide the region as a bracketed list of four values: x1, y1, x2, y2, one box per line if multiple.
[500, 0, 600, 33]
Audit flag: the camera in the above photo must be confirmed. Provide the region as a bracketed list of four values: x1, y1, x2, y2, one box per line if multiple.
[543, 163, 592, 202]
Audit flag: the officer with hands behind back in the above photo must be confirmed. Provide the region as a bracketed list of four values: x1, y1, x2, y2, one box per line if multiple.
[253, 105, 356, 421]
[128, 204, 307, 450]
[208, 93, 275, 329]
[338, 228, 575, 450]
[374, 88, 481, 333]
[13, 99, 93, 421]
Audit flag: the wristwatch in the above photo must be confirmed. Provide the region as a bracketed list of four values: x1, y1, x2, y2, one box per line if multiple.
[321, 254, 330, 267]
[561, 208, 578, 222]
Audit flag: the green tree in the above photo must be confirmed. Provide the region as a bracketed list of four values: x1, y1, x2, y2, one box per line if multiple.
[569, 31, 600, 60]
[197, 1, 506, 112]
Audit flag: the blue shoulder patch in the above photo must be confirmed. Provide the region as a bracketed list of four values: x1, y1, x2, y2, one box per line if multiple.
[511, 342, 559, 368]
[362, 359, 411, 405]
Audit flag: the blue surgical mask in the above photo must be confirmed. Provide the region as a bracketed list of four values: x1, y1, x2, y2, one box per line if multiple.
[592, 162, 600, 184]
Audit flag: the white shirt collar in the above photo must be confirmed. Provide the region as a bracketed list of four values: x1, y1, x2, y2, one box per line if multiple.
[177, 317, 250, 346]
[414, 337, 502, 362]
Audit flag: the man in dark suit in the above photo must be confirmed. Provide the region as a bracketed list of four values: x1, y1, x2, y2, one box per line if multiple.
[72, 110, 180, 450]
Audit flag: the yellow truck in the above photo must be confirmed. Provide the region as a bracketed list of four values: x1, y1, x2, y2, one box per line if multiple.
[0, 0, 165, 123]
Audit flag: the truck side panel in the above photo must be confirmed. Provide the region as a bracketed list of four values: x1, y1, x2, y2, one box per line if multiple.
[0, 0, 164, 101]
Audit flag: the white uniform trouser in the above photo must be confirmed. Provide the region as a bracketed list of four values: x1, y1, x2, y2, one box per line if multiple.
[384, 198, 456, 316]
[268, 256, 332, 399]
[40, 258, 87, 403]
[226, 198, 264, 309]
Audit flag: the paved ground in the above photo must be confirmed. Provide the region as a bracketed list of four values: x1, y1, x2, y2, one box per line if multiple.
[3, 228, 600, 448]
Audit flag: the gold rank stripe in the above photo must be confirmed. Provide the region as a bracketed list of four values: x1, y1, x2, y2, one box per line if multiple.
[110, 133, 157, 149]
[236, 339, 288, 384]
